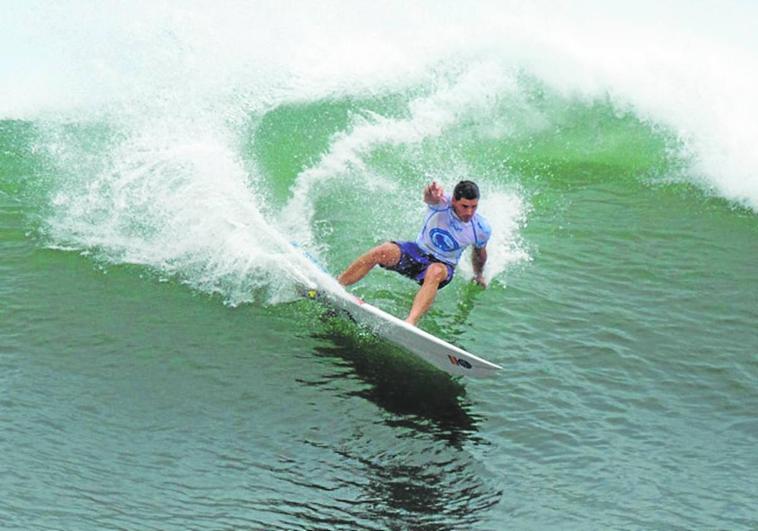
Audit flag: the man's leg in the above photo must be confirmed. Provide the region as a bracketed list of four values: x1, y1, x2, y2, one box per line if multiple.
[338, 242, 401, 286]
[405, 262, 448, 326]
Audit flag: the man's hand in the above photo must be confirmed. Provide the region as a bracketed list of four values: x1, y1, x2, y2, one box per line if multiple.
[473, 274, 488, 288]
[424, 181, 444, 204]
[472, 246, 488, 288]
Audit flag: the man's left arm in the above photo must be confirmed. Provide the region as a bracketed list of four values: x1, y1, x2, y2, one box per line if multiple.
[472, 246, 487, 288]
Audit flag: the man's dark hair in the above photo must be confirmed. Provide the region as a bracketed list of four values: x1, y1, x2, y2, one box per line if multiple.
[453, 180, 480, 200]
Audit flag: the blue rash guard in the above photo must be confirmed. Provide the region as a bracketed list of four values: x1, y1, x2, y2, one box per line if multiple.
[417, 194, 492, 265]
[381, 194, 492, 289]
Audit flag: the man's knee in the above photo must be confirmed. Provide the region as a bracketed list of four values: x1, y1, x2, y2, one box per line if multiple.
[424, 263, 448, 285]
[369, 242, 400, 267]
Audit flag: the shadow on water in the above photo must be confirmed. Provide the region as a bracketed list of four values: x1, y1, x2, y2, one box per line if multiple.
[279, 301, 501, 529]
[323, 442, 501, 531]
[309, 329, 482, 448]
[297, 331, 500, 529]
[277, 286, 491, 446]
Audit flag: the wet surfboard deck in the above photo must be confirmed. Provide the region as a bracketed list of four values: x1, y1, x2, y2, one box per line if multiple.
[303, 286, 502, 378]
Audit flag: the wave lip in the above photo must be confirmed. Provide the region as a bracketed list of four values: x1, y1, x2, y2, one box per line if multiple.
[4, 2, 758, 210]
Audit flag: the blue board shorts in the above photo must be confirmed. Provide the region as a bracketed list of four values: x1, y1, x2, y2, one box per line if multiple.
[380, 241, 455, 289]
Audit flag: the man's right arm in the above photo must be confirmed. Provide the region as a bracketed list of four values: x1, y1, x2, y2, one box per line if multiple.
[424, 181, 444, 205]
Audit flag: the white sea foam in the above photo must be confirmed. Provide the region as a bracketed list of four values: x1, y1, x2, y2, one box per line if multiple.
[43, 122, 323, 305]
[279, 61, 523, 245]
[456, 190, 530, 285]
[5, 1, 755, 209]
[5, 0, 757, 302]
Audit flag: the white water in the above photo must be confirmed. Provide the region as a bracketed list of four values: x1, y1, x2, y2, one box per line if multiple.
[3, 1, 756, 302]
[4, 1, 757, 211]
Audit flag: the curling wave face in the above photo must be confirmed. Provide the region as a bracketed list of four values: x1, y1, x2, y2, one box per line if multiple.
[3, 0, 756, 303]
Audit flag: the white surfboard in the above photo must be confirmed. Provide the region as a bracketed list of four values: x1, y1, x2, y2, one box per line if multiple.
[316, 288, 502, 378]
[283, 242, 502, 378]
[288, 244, 502, 378]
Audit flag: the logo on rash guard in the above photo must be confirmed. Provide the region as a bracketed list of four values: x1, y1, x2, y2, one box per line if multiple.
[429, 228, 460, 252]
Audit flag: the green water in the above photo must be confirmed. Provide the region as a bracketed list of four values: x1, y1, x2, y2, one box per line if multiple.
[2, 67, 758, 531]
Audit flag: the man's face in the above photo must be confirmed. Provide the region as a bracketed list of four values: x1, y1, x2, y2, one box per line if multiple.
[451, 197, 478, 222]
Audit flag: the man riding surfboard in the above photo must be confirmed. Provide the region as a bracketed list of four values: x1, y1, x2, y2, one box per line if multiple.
[338, 180, 491, 326]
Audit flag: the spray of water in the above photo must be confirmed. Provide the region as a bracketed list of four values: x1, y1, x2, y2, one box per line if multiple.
[3, 1, 756, 303]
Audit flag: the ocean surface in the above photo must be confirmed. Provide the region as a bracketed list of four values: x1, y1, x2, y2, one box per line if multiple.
[2, 2, 757, 529]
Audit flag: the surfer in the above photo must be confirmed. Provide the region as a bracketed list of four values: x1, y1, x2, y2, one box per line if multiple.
[338, 180, 491, 326]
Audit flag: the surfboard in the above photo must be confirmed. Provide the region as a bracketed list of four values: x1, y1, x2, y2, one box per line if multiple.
[283, 242, 502, 378]
[306, 287, 502, 378]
